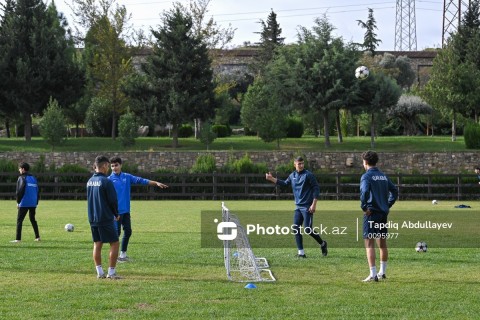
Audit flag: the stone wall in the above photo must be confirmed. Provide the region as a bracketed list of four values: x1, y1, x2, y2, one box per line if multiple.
[1, 151, 478, 174]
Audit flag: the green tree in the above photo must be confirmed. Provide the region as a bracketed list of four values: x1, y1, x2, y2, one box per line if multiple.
[357, 8, 382, 54]
[142, 5, 215, 148]
[118, 110, 138, 147]
[39, 98, 67, 151]
[356, 72, 402, 148]
[288, 17, 359, 147]
[241, 78, 287, 148]
[0, 0, 84, 141]
[83, 7, 133, 139]
[199, 121, 217, 150]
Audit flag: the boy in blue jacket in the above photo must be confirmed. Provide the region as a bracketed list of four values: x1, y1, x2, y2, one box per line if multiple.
[109, 156, 168, 262]
[12, 162, 40, 243]
[360, 151, 398, 282]
[87, 156, 120, 279]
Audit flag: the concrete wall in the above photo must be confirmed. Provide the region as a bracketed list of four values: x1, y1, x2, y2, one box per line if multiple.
[1, 151, 478, 174]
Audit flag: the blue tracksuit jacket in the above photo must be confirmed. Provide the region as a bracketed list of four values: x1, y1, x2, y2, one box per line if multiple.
[276, 169, 320, 208]
[87, 172, 118, 226]
[108, 172, 149, 215]
[360, 167, 398, 214]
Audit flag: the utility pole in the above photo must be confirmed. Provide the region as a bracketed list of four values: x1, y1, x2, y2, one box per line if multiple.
[395, 0, 418, 51]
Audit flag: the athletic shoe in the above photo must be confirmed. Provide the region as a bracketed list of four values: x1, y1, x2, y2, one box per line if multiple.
[321, 241, 328, 256]
[362, 275, 378, 282]
[117, 256, 129, 263]
[106, 273, 122, 280]
[377, 273, 387, 280]
[297, 254, 307, 258]
[10, 240, 21, 243]
[97, 274, 106, 279]
[34, 238, 41, 242]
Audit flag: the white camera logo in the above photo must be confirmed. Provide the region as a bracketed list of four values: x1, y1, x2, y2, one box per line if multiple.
[216, 221, 237, 240]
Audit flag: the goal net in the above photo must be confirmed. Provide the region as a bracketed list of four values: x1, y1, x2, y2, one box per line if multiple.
[221, 202, 276, 282]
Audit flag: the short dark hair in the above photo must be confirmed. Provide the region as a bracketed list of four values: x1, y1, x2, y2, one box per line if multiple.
[19, 162, 30, 171]
[294, 156, 304, 162]
[475, 167, 480, 170]
[362, 150, 379, 166]
[109, 156, 122, 165]
[95, 155, 110, 167]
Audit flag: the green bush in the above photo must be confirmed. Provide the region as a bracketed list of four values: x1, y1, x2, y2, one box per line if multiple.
[286, 117, 304, 138]
[118, 111, 138, 147]
[464, 123, 480, 149]
[178, 124, 193, 138]
[211, 124, 231, 137]
[191, 154, 217, 173]
[224, 154, 267, 174]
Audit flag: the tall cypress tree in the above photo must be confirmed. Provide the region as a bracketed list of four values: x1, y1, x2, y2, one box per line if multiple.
[357, 8, 382, 54]
[253, 9, 285, 75]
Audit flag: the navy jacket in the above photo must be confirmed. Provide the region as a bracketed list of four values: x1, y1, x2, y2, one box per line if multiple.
[360, 167, 398, 214]
[16, 173, 39, 207]
[276, 169, 320, 208]
[87, 172, 118, 226]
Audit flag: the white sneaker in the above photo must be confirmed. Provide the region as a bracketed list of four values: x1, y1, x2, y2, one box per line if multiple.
[117, 256, 129, 263]
[377, 273, 386, 280]
[10, 240, 21, 243]
[34, 238, 41, 242]
[97, 273, 106, 279]
[106, 273, 122, 280]
[362, 275, 378, 282]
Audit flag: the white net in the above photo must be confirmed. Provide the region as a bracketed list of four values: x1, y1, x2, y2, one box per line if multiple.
[222, 202, 276, 282]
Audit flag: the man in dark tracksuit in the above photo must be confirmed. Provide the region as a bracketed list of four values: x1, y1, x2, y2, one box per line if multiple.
[87, 156, 120, 279]
[13, 162, 40, 242]
[360, 151, 398, 282]
[266, 156, 328, 258]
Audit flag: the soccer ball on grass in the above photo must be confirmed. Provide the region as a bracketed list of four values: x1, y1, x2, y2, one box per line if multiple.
[355, 65, 369, 80]
[65, 223, 75, 232]
[415, 241, 427, 252]
[432, 199, 438, 205]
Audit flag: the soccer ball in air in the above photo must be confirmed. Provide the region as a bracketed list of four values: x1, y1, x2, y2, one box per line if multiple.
[355, 65, 369, 80]
[432, 199, 438, 205]
[65, 223, 75, 232]
[415, 241, 428, 252]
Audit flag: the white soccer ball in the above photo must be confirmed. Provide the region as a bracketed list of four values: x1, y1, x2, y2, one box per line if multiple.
[432, 200, 438, 205]
[415, 241, 428, 252]
[65, 223, 75, 232]
[355, 65, 369, 80]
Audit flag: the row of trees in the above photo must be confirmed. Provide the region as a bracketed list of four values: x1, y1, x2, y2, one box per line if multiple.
[1, 0, 479, 150]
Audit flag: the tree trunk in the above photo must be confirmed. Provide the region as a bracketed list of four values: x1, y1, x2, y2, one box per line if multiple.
[5, 118, 10, 138]
[24, 114, 32, 142]
[111, 112, 117, 140]
[172, 123, 179, 148]
[323, 109, 331, 148]
[451, 112, 456, 142]
[335, 109, 343, 143]
[370, 112, 375, 149]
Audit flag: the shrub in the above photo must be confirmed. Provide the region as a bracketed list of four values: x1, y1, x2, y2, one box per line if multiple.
[118, 111, 138, 147]
[464, 123, 480, 149]
[178, 124, 193, 138]
[286, 117, 304, 138]
[224, 154, 267, 174]
[85, 97, 112, 136]
[39, 98, 67, 151]
[199, 122, 217, 150]
[211, 124, 231, 137]
[191, 154, 217, 173]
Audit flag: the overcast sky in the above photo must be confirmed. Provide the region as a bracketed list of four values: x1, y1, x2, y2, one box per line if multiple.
[52, 0, 445, 50]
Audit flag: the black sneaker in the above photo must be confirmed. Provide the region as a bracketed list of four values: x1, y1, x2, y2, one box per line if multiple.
[321, 241, 328, 256]
[297, 254, 307, 258]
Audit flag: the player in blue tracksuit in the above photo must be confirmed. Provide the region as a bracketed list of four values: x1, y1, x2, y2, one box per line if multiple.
[13, 162, 40, 242]
[360, 151, 398, 282]
[87, 156, 120, 279]
[266, 156, 328, 258]
[109, 156, 168, 262]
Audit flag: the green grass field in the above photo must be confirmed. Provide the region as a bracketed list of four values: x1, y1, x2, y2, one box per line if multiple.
[1, 200, 479, 319]
[0, 135, 472, 152]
